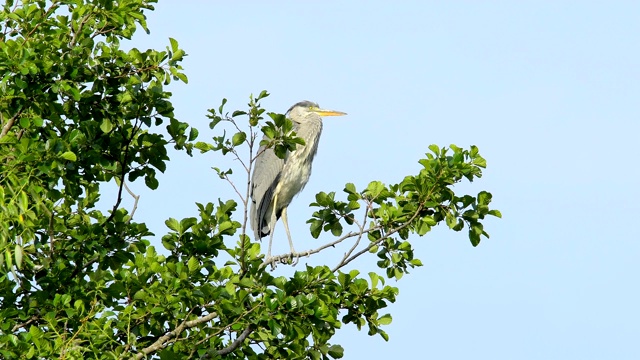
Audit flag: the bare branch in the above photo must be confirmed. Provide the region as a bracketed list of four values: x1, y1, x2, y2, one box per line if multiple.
[105, 117, 143, 225]
[11, 315, 39, 332]
[260, 226, 381, 268]
[199, 325, 254, 359]
[0, 105, 24, 139]
[123, 181, 140, 221]
[133, 312, 219, 360]
[69, 10, 93, 47]
[223, 173, 246, 205]
[239, 126, 257, 275]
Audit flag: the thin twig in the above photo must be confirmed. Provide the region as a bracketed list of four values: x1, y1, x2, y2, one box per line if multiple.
[105, 117, 142, 224]
[223, 174, 245, 205]
[239, 128, 257, 276]
[335, 202, 370, 269]
[332, 204, 424, 272]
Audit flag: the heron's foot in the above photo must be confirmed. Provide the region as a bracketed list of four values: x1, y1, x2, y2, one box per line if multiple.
[260, 252, 278, 270]
[287, 252, 300, 266]
[260, 252, 306, 269]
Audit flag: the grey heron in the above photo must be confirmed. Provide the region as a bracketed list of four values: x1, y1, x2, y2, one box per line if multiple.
[250, 101, 347, 263]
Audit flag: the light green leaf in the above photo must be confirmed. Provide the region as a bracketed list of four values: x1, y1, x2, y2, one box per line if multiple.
[187, 256, 199, 273]
[428, 144, 440, 155]
[377, 314, 392, 325]
[14, 245, 23, 270]
[60, 151, 77, 162]
[100, 119, 114, 133]
[165, 218, 180, 232]
[232, 131, 246, 146]
[169, 37, 179, 52]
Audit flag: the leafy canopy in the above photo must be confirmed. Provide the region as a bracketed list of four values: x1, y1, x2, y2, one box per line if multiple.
[0, 1, 500, 359]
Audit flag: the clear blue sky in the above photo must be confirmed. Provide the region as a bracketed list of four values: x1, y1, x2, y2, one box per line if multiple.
[116, 1, 640, 358]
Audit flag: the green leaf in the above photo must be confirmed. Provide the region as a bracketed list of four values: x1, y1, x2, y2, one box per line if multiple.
[488, 209, 502, 218]
[14, 245, 23, 270]
[188, 127, 199, 141]
[330, 222, 343, 236]
[309, 219, 322, 239]
[377, 314, 392, 325]
[344, 182, 357, 194]
[60, 151, 77, 162]
[369, 272, 379, 289]
[478, 191, 492, 205]
[428, 144, 440, 155]
[145, 173, 159, 189]
[169, 37, 179, 52]
[327, 345, 344, 359]
[165, 218, 180, 232]
[195, 141, 214, 152]
[100, 119, 114, 133]
[0, 133, 16, 144]
[257, 90, 269, 100]
[187, 256, 199, 273]
[232, 131, 246, 146]
[410, 259, 423, 266]
[473, 156, 487, 168]
[365, 181, 385, 198]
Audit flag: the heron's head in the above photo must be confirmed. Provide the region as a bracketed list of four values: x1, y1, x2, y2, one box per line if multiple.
[286, 101, 347, 123]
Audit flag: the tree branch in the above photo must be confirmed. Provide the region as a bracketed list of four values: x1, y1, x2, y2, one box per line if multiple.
[0, 105, 23, 139]
[123, 181, 140, 222]
[11, 315, 39, 332]
[199, 325, 254, 359]
[332, 203, 424, 272]
[260, 226, 381, 268]
[335, 204, 370, 269]
[133, 312, 219, 360]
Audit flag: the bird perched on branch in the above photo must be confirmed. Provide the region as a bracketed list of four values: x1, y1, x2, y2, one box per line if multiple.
[250, 101, 347, 264]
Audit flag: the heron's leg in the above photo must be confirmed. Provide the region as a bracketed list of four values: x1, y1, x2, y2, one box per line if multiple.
[281, 207, 296, 253]
[281, 207, 300, 265]
[266, 195, 279, 260]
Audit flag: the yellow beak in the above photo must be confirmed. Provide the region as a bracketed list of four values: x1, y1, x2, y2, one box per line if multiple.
[313, 109, 347, 117]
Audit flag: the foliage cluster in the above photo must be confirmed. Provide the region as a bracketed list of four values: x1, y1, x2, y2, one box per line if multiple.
[0, 1, 500, 358]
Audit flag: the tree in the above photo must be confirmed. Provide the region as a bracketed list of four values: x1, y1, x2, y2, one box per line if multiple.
[0, 1, 501, 358]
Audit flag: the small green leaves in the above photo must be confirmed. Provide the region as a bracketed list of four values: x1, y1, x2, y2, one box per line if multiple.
[259, 113, 305, 159]
[364, 181, 385, 199]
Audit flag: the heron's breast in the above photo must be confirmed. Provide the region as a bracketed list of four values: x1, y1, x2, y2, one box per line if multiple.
[278, 157, 311, 201]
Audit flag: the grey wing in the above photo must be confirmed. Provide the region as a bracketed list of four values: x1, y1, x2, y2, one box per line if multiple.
[250, 144, 285, 240]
